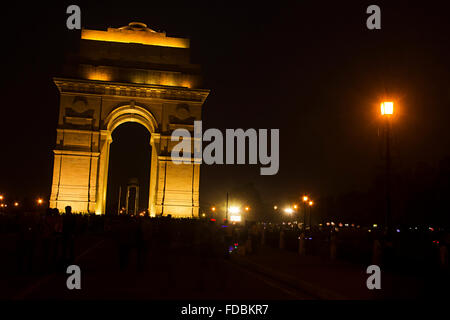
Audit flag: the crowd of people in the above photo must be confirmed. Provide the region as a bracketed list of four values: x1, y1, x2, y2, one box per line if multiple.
[0, 207, 448, 276]
[0, 207, 263, 275]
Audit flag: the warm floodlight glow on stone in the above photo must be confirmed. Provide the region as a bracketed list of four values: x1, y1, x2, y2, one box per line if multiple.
[81, 22, 190, 48]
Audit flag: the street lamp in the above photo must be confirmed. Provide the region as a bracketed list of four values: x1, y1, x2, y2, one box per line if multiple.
[381, 101, 394, 115]
[308, 200, 314, 229]
[37, 198, 43, 205]
[381, 101, 394, 234]
[0, 195, 3, 201]
[302, 196, 309, 230]
[274, 205, 278, 210]
[244, 206, 250, 212]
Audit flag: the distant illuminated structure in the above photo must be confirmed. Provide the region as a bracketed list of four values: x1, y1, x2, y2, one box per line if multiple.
[50, 22, 210, 217]
[125, 178, 139, 215]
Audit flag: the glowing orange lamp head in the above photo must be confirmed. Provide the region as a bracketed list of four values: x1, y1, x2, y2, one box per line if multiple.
[381, 101, 394, 115]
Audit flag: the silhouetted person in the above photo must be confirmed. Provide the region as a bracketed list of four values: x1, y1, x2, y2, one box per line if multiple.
[62, 206, 76, 265]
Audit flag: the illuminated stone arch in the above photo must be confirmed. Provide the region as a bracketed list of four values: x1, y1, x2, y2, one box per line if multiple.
[101, 104, 160, 215]
[49, 22, 210, 217]
[105, 104, 158, 134]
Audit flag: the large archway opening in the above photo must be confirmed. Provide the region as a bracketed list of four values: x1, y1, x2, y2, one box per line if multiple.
[105, 122, 151, 215]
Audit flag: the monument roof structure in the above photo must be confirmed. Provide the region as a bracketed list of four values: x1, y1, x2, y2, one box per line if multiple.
[81, 22, 190, 48]
[61, 22, 202, 89]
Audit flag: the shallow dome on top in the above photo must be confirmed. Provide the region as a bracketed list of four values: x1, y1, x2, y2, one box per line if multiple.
[119, 22, 157, 33]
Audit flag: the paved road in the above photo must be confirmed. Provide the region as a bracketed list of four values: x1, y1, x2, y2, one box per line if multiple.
[11, 238, 313, 300]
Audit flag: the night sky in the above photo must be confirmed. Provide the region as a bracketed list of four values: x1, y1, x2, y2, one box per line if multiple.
[0, 1, 449, 212]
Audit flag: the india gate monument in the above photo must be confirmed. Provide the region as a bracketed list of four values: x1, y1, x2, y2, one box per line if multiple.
[49, 22, 209, 217]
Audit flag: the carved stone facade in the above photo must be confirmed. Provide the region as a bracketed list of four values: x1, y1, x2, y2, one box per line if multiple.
[50, 23, 209, 217]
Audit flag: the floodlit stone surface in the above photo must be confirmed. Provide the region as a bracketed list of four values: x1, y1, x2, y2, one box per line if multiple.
[50, 23, 209, 217]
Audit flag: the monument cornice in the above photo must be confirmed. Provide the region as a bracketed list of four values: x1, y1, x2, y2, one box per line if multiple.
[53, 77, 210, 103]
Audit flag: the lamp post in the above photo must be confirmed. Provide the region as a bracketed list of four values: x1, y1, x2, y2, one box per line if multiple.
[302, 196, 308, 231]
[308, 200, 314, 229]
[381, 101, 393, 235]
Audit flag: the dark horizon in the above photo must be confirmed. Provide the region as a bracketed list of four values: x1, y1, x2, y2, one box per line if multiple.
[0, 1, 449, 223]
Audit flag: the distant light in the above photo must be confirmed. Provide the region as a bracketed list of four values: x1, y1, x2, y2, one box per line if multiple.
[0, 195, 3, 200]
[273, 205, 278, 210]
[338, 223, 343, 227]
[373, 224, 378, 228]
[344, 223, 349, 227]
[229, 215, 241, 222]
[396, 229, 400, 233]
[211, 206, 216, 212]
[284, 208, 294, 214]
[14, 202, 19, 207]
[293, 204, 298, 209]
[331, 222, 335, 226]
[244, 206, 250, 211]
[308, 201, 313, 206]
[429, 227, 434, 232]
[326, 222, 330, 226]
[302, 196, 308, 202]
[381, 101, 394, 115]
[229, 206, 240, 214]
[368, 229, 372, 232]
[210, 218, 216, 222]
[37, 198, 43, 205]
[201, 213, 206, 217]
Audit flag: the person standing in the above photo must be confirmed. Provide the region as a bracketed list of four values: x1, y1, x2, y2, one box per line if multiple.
[62, 206, 76, 265]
